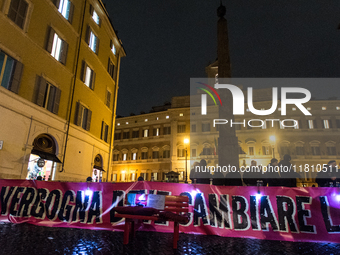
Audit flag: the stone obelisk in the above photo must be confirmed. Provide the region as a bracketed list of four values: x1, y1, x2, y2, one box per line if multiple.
[217, 3, 240, 173]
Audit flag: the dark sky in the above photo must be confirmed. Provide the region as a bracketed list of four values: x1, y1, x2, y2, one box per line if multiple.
[102, 0, 340, 116]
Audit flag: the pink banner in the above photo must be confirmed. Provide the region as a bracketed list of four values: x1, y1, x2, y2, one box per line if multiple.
[0, 180, 339, 243]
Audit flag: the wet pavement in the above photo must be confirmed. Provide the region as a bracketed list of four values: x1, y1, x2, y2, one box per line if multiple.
[0, 222, 339, 255]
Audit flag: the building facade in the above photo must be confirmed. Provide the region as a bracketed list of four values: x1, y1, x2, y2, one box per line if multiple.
[112, 93, 340, 187]
[0, 0, 125, 181]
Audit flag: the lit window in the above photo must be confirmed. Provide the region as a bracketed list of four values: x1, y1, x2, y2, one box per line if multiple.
[292, 107, 296, 111]
[278, 108, 281, 111]
[246, 109, 250, 112]
[179, 113, 183, 116]
[143, 129, 149, 137]
[323, 120, 330, 129]
[89, 32, 98, 53]
[47, 28, 68, 64]
[92, 10, 100, 25]
[307, 107, 311, 110]
[132, 153, 137, 160]
[156, 117, 159, 120]
[153, 128, 159, 136]
[112, 44, 116, 55]
[322, 107, 326, 110]
[8, 0, 28, 29]
[308, 120, 317, 129]
[117, 123, 120, 126]
[123, 153, 127, 161]
[145, 119, 148, 122]
[166, 116, 169, 119]
[90, 5, 100, 25]
[81, 61, 95, 89]
[336, 107, 340, 110]
[57, 0, 73, 22]
[126, 122, 129, 125]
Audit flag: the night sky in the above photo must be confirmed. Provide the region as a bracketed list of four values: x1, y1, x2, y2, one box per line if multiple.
[102, 0, 340, 116]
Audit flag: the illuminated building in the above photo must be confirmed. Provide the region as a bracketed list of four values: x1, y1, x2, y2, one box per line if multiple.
[112, 92, 340, 187]
[0, 0, 125, 181]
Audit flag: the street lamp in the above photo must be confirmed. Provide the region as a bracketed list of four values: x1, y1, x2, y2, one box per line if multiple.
[269, 135, 276, 158]
[184, 138, 189, 183]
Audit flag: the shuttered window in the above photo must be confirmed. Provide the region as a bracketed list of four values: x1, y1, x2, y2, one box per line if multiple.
[107, 58, 116, 79]
[0, 51, 23, 94]
[85, 25, 99, 54]
[74, 102, 92, 131]
[35, 76, 61, 114]
[46, 27, 68, 65]
[53, 0, 74, 23]
[8, 0, 28, 29]
[106, 90, 111, 108]
[80, 60, 95, 89]
[100, 121, 109, 143]
[89, 4, 100, 25]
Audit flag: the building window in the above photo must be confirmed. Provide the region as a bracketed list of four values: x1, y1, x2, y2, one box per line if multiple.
[262, 146, 270, 155]
[177, 124, 186, 133]
[327, 146, 336, 156]
[192, 149, 196, 157]
[114, 132, 121, 140]
[54, 0, 74, 23]
[122, 153, 127, 161]
[35, 76, 61, 114]
[307, 120, 317, 129]
[107, 58, 116, 79]
[163, 126, 171, 135]
[151, 172, 158, 181]
[153, 128, 159, 136]
[0, 51, 23, 93]
[80, 61, 95, 89]
[132, 130, 139, 138]
[90, 5, 100, 25]
[152, 151, 159, 159]
[113, 154, 119, 161]
[163, 150, 170, 158]
[202, 123, 210, 132]
[296, 146, 305, 155]
[123, 131, 130, 139]
[75, 102, 92, 131]
[8, 0, 28, 29]
[141, 152, 148, 159]
[143, 129, 149, 138]
[106, 90, 111, 108]
[46, 27, 68, 65]
[177, 149, 185, 157]
[322, 119, 332, 129]
[311, 146, 320, 156]
[202, 147, 212, 155]
[85, 26, 99, 54]
[132, 152, 137, 160]
[191, 124, 196, 132]
[100, 121, 109, 142]
[248, 146, 254, 156]
[110, 40, 116, 55]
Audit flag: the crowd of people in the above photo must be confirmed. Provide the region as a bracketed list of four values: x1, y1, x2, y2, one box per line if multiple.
[189, 155, 340, 187]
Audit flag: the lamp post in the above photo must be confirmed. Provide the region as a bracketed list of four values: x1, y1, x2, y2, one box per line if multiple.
[184, 138, 189, 183]
[269, 135, 276, 158]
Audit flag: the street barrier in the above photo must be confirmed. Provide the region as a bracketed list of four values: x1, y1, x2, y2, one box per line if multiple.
[0, 179, 339, 243]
